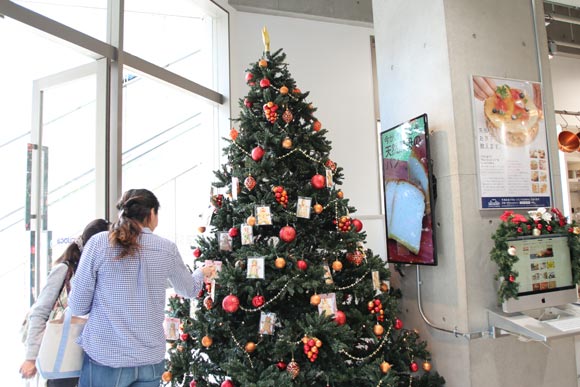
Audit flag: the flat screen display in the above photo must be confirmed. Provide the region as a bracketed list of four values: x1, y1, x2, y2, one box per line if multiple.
[379, 114, 437, 265]
[502, 234, 577, 313]
[509, 234, 574, 295]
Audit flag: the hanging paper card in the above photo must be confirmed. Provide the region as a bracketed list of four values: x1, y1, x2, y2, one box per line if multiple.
[296, 196, 312, 219]
[247, 257, 265, 279]
[372, 270, 381, 291]
[323, 262, 333, 285]
[232, 177, 239, 201]
[164, 317, 180, 341]
[317, 293, 337, 317]
[241, 223, 254, 245]
[325, 168, 333, 188]
[256, 205, 272, 225]
[218, 232, 232, 251]
[258, 312, 276, 335]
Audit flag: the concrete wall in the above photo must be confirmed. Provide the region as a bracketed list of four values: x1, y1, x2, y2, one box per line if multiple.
[373, 0, 576, 386]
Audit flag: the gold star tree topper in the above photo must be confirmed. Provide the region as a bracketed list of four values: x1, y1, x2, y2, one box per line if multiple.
[262, 26, 270, 53]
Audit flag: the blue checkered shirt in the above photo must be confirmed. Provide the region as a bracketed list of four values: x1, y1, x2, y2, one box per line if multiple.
[69, 228, 204, 368]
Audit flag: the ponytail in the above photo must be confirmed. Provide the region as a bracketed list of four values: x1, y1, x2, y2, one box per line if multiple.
[109, 189, 160, 259]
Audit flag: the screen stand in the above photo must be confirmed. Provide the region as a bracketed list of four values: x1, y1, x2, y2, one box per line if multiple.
[523, 307, 572, 322]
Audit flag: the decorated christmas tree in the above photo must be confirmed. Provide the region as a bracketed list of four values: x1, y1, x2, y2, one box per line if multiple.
[162, 29, 445, 387]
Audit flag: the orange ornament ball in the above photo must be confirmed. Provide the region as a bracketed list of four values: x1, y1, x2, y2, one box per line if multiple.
[201, 335, 213, 348]
[336, 190, 344, 199]
[373, 324, 385, 336]
[280, 85, 289, 94]
[423, 361, 432, 372]
[380, 361, 392, 374]
[247, 216, 257, 226]
[198, 226, 206, 233]
[275, 257, 286, 269]
[245, 341, 257, 353]
[282, 137, 293, 149]
[332, 260, 343, 271]
[310, 294, 321, 306]
[162, 371, 173, 382]
[258, 59, 268, 67]
[313, 203, 323, 214]
[313, 121, 322, 131]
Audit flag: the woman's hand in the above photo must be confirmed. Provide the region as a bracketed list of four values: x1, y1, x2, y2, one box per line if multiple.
[19, 359, 37, 379]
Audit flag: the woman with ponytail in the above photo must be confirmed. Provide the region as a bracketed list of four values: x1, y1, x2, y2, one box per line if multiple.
[19, 218, 110, 386]
[69, 189, 214, 387]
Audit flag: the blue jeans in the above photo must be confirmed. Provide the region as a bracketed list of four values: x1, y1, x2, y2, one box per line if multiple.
[79, 354, 164, 387]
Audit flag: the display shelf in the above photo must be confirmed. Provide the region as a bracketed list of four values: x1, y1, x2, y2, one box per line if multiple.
[488, 304, 580, 342]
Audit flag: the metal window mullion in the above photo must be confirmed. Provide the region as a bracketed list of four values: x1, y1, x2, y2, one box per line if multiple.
[0, 0, 115, 60]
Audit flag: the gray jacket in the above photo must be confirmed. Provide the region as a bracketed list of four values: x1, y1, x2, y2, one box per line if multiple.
[24, 263, 68, 360]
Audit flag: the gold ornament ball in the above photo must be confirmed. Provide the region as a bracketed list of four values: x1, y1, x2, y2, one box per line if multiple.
[332, 260, 343, 272]
[282, 137, 293, 149]
[245, 341, 257, 353]
[373, 324, 385, 336]
[275, 257, 286, 269]
[313, 203, 323, 214]
[380, 361, 392, 374]
[310, 294, 321, 306]
[162, 371, 173, 382]
[247, 215, 257, 226]
[423, 361, 432, 372]
[201, 335, 213, 348]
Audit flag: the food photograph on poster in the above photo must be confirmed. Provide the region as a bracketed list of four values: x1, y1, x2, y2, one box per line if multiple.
[380, 113, 437, 265]
[471, 75, 551, 210]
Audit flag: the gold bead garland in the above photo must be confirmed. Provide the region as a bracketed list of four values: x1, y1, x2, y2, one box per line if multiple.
[238, 276, 298, 312]
[339, 326, 392, 362]
[228, 329, 255, 368]
[334, 271, 370, 291]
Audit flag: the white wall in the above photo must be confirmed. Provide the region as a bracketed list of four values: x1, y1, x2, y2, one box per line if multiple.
[227, 10, 387, 258]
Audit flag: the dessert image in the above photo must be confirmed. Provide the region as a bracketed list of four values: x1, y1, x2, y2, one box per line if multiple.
[484, 85, 540, 146]
[385, 179, 425, 255]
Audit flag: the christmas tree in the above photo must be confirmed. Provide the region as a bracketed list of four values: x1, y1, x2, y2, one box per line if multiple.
[162, 29, 445, 387]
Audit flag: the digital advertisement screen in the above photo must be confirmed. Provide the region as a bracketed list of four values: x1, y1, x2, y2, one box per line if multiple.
[380, 114, 437, 265]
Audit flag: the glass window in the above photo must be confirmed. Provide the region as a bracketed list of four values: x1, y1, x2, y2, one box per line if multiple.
[12, 0, 108, 41]
[121, 67, 217, 259]
[124, 0, 215, 89]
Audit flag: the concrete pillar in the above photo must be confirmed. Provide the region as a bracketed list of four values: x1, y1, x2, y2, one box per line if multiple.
[372, 0, 576, 386]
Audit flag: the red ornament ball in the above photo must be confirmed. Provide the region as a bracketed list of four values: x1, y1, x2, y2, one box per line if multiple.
[410, 362, 419, 372]
[279, 226, 297, 243]
[245, 73, 253, 82]
[190, 381, 197, 387]
[180, 333, 189, 341]
[244, 98, 252, 108]
[394, 318, 403, 330]
[276, 361, 287, 370]
[193, 248, 201, 258]
[508, 274, 515, 282]
[311, 174, 326, 190]
[251, 146, 265, 161]
[228, 227, 239, 238]
[297, 260, 308, 271]
[221, 380, 234, 387]
[252, 295, 265, 308]
[222, 294, 240, 313]
[352, 218, 363, 232]
[259, 78, 271, 88]
[335, 310, 346, 325]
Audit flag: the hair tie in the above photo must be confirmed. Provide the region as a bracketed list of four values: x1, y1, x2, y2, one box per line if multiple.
[118, 209, 125, 219]
[74, 237, 84, 253]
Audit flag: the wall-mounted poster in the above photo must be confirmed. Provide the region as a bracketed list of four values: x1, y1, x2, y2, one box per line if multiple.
[471, 75, 551, 209]
[379, 114, 437, 266]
